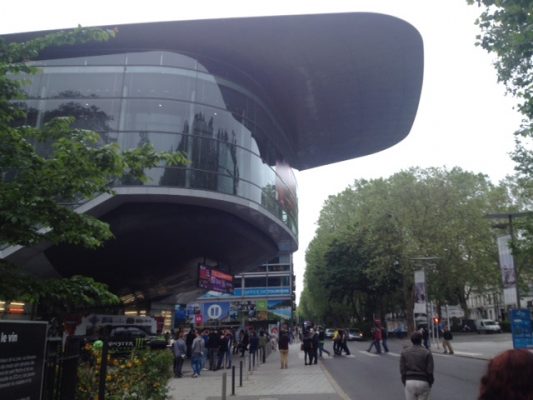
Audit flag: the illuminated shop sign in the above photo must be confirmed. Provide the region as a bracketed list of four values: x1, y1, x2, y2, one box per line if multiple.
[198, 264, 234, 294]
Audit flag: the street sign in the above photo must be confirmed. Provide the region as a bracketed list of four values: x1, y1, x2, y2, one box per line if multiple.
[510, 309, 533, 349]
[0, 320, 48, 400]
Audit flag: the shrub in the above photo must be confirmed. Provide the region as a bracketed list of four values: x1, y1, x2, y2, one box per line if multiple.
[77, 343, 173, 400]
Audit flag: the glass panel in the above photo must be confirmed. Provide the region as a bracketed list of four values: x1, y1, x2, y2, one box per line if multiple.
[161, 52, 199, 70]
[40, 99, 120, 131]
[244, 277, 267, 288]
[85, 54, 127, 65]
[41, 69, 124, 98]
[126, 52, 163, 66]
[122, 99, 192, 133]
[124, 69, 196, 101]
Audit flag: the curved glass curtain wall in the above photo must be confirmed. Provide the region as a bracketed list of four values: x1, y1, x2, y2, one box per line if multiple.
[16, 51, 298, 236]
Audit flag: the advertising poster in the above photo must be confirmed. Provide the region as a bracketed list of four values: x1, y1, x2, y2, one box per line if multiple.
[413, 269, 427, 314]
[497, 235, 518, 306]
[202, 302, 231, 321]
[0, 321, 48, 400]
[511, 309, 533, 350]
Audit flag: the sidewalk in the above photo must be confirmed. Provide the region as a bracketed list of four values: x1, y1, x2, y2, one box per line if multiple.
[167, 343, 347, 400]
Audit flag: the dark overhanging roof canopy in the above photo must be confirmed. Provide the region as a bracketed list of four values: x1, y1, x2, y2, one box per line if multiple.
[4, 12, 424, 171]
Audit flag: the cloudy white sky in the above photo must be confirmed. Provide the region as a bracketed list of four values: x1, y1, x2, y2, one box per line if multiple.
[1, 0, 522, 302]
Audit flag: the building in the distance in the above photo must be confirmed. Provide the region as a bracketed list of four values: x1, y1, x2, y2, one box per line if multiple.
[1, 13, 423, 316]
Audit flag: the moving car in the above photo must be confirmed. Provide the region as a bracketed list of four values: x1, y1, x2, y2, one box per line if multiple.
[347, 328, 364, 341]
[325, 328, 336, 339]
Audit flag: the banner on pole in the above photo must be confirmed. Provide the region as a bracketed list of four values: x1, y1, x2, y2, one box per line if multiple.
[497, 235, 518, 306]
[414, 269, 427, 314]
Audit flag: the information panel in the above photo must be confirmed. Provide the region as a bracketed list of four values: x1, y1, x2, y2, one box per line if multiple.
[0, 320, 48, 400]
[511, 309, 533, 350]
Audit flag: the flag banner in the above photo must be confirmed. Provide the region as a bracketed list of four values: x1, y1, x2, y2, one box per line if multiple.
[414, 269, 427, 314]
[497, 235, 518, 306]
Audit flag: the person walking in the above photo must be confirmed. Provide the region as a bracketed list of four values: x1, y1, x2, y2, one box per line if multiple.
[224, 329, 233, 368]
[249, 330, 259, 362]
[185, 326, 195, 359]
[332, 328, 341, 355]
[216, 330, 229, 370]
[208, 329, 220, 370]
[239, 329, 249, 357]
[442, 326, 454, 355]
[190, 330, 205, 378]
[302, 329, 314, 365]
[310, 328, 319, 364]
[278, 328, 290, 369]
[380, 323, 389, 353]
[318, 326, 331, 358]
[400, 331, 434, 400]
[339, 329, 351, 356]
[172, 332, 187, 378]
[367, 324, 382, 354]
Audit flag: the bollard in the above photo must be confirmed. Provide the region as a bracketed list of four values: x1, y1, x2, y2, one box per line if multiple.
[252, 351, 255, 369]
[262, 347, 266, 363]
[239, 360, 243, 387]
[222, 372, 227, 400]
[248, 352, 251, 372]
[231, 366, 236, 396]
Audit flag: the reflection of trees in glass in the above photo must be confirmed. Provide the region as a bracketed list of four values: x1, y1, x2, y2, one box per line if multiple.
[160, 121, 189, 187]
[216, 128, 239, 195]
[261, 184, 280, 217]
[190, 113, 217, 190]
[43, 101, 113, 133]
[51, 89, 97, 99]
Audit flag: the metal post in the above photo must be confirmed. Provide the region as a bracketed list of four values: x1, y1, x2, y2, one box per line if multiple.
[221, 372, 227, 400]
[97, 339, 109, 400]
[231, 365, 236, 396]
[248, 352, 251, 372]
[252, 351, 255, 369]
[239, 360, 243, 387]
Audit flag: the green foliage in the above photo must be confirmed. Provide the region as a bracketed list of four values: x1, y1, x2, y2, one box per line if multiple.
[77, 346, 173, 400]
[467, 0, 533, 254]
[0, 259, 120, 319]
[304, 167, 511, 328]
[0, 27, 188, 250]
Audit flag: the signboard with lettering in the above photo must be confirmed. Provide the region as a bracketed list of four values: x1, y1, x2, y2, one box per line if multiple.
[198, 264, 234, 294]
[0, 320, 48, 400]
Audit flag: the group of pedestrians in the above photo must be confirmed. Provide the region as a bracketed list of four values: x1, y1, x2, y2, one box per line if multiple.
[171, 327, 235, 378]
[171, 326, 277, 378]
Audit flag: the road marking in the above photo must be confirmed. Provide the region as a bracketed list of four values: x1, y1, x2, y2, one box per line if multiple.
[359, 351, 379, 357]
[385, 352, 401, 357]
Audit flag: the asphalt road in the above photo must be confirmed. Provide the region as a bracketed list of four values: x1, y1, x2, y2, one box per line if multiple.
[320, 335, 509, 400]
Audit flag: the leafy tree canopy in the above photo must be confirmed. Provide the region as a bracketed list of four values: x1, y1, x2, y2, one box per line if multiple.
[0, 27, 187, 249]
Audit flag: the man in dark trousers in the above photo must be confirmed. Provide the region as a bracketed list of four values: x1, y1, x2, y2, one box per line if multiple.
[400, 331, 434, 400]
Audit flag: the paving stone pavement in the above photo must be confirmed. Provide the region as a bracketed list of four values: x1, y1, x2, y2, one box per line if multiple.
[167, 343, 346, 400]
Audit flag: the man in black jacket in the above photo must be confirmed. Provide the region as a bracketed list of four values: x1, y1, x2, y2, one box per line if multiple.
[400, 331, 434, 400]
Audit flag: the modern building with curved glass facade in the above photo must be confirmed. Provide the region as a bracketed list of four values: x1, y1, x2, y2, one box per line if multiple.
[2, 12, 424, 305]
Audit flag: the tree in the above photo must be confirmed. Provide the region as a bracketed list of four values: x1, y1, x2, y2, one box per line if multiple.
[0, 27, 187, 249]
[303, 167, 507, 331]
[467, 0, 533, 261]
[0, 27, 186, 313]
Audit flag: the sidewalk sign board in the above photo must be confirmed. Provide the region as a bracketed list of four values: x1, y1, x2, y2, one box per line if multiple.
[510, 309, 533, 350]
[0, 320, 48, 400]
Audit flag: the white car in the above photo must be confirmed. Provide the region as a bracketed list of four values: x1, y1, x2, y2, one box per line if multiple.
[474, 319, 502, 334]
[325, 328, 336, 339]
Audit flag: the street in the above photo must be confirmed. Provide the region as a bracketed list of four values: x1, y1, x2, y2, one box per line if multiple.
[320, 334, 513, 400]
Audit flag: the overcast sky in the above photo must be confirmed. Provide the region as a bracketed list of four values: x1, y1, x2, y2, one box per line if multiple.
[1, 0, 522, 302]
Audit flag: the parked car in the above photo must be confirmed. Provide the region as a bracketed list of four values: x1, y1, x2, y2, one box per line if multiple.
[324, 328, 336, 339]
[474, 319, 502, 334]
[347, 328, 364, 341]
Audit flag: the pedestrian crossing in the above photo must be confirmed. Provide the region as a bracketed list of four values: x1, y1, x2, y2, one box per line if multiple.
[358, 350, 401, 357]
